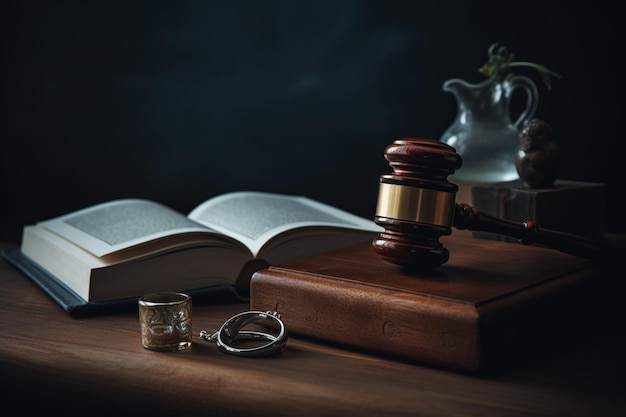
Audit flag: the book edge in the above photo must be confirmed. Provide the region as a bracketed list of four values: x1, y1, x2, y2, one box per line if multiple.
[1, 248, 243, 317]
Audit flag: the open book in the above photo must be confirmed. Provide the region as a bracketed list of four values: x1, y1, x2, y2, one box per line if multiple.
[2, 191, 382, 314]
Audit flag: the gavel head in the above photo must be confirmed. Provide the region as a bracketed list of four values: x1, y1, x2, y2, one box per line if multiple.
[372, 138, 462, 270]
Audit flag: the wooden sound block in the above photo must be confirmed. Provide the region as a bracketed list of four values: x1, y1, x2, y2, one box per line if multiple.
[250, 235, 614, 372]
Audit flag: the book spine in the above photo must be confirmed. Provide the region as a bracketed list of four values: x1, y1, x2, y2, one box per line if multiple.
[250, 267, 481, 371]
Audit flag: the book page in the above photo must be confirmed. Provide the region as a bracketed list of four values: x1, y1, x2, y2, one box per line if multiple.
[188, 191, 382, 257]
[39, 199, 227, 257]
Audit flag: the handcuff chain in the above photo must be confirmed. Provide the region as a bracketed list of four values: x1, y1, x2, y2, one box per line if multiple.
[199, 329, 218, 343]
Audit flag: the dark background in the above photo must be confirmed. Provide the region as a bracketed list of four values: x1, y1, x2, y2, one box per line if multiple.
[1, 0, 624, 243]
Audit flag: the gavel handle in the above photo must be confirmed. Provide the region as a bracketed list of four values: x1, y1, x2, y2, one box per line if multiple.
[453, 203, 625, 268]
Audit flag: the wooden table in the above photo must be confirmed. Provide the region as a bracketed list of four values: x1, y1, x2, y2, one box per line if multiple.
[1, 242, 625, 417]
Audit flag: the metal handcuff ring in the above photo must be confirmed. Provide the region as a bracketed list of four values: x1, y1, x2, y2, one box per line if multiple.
[199, 310, 287, 357]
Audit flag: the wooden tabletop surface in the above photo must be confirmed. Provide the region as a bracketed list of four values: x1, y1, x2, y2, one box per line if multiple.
[1, 241, 625, 417]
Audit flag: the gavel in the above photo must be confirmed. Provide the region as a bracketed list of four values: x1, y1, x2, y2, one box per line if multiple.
[372, 138, 625, 270]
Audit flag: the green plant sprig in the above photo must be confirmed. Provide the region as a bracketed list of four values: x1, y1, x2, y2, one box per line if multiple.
[479, 43, 562, 90]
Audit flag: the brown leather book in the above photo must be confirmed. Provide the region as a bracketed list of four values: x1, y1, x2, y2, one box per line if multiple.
[250, 235, 610, 372]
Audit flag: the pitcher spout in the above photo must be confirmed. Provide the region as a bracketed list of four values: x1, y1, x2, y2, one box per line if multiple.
[442, 78, 492, 100]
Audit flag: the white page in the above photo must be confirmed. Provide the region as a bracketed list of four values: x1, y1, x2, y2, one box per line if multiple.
[39, 199, 222, 257]
[188, 191, 382, 257]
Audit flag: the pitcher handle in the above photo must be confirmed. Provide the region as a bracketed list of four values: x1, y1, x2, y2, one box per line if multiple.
[508, 75, 539, 130]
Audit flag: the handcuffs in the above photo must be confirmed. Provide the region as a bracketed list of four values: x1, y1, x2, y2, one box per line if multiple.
[199, 310, 287, 357]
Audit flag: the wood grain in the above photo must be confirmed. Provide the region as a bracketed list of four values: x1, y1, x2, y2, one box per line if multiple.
[1, 242, 625, 417]
[250, 237, 610, 371]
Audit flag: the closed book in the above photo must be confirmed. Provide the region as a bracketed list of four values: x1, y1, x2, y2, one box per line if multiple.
[250, 236, 610, 372]
[471, 179, 605, 242]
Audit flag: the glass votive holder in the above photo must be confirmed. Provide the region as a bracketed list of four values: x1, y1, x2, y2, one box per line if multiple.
[138, 292, 192, 351]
